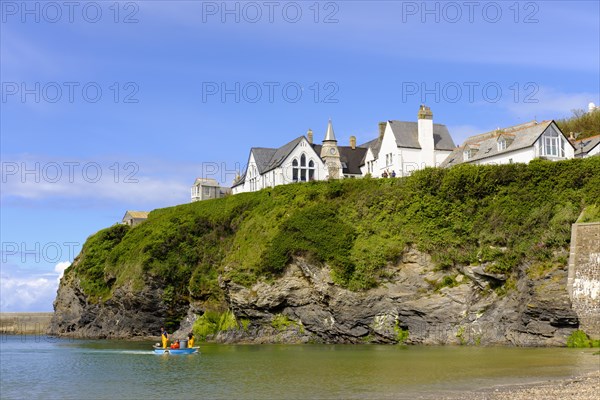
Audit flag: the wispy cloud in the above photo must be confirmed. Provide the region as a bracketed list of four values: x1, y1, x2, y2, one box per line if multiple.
[0, 262, 69, 312]
[501, 87, 599, 120]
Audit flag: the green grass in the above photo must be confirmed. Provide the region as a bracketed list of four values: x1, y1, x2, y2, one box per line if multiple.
[65, 157, 600, 329]
[192, 310, 238, 341]
[577, 204, 600, 223]
[567, 330, 600, 348]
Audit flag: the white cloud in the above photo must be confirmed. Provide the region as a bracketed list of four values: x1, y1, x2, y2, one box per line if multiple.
[54, 261, 70, 282]
[0, 261, 72, 312]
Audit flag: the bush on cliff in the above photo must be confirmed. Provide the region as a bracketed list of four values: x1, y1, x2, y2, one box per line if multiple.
[65, 157, 600, 316]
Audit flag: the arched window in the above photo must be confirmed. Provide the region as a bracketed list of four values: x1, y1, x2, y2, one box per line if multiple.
[308, 160, 315, 181]
[292, 159, 299, 182]
[300, 154, 307, 181]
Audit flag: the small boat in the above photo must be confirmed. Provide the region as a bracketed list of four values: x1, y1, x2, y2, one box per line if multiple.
[153, 345, 199, 355]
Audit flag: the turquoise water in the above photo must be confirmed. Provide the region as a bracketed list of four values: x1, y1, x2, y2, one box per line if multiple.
[1, 335, 598, 399]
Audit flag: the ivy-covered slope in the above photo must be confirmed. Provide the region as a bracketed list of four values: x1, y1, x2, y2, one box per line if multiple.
[65, 157, 599, 317]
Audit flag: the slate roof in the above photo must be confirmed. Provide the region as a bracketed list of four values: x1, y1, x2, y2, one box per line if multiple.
[192, 178, 220, 187]
[441, 120, 571, 168]
[311, 144, 367, 175]
[388, 121, 456, 151]
[123, 211, 149, 219]
[574, 134, 600, 157]
[358, 137, 382, 165]
[232, 136, 308, 187]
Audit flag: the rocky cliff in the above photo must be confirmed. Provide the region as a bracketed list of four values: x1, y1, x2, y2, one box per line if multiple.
[49, 158, 599, 345]
[49, 248, 577, 345]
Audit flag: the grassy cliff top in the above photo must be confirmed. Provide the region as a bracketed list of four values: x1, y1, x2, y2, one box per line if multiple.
[66, 157, 600, 310]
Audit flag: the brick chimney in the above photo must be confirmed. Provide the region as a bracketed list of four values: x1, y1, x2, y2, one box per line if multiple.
[350, 136, 356, 149]
[378, 122, 386, 140]
[307, 129, 313, 144]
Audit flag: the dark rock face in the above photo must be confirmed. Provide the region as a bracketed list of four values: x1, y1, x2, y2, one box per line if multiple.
[50, 249, 578, 346]
[48, 273, 168, 339]
[220, 251, 578, 346]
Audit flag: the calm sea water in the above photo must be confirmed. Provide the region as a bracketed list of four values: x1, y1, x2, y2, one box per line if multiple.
[1, 335, 598, 399]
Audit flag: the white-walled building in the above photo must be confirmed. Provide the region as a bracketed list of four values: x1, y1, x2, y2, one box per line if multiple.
[574, 135, 600, 158]
[191, 178, 230, 202]
[441, 120, 575, 168]
[232, 120, 368, 194]
[360, 105, 456, 177]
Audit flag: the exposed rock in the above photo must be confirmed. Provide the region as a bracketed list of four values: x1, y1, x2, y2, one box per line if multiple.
[50, 249, 579, 346]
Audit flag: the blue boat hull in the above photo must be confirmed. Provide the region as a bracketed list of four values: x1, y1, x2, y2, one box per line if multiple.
[153, 347, 198, 355]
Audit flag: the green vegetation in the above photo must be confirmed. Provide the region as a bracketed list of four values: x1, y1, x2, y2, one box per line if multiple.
[555, 109, 600, 140]
[271, 314, 294, 331]
[65, 158, 600, 328]
[394, 322, 409, 344]
[577, 204, 600, 223]
[192, 310, 238, 341]
[566, 330, 600, 348]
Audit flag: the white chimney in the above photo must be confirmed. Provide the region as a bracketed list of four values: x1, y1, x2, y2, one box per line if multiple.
[417, 105, 435, 167]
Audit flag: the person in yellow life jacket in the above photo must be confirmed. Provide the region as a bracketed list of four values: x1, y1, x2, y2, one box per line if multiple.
[188, 332, 195, 348]
[160, 327, 169, 349]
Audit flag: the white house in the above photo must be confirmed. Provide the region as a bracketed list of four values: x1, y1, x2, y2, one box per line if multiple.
[122, 211, 149, 227]
[191, 178, 230, 202]
[360, 105, 456, 177]
[441, 120, 575, 168]
[574, 135, 600, 158]
[232, 120, 368, 194]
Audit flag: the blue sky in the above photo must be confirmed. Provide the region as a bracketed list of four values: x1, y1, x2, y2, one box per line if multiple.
[1, 0, 599, 311]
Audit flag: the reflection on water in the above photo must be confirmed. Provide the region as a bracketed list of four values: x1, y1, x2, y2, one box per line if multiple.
[1, 335, 598, 399]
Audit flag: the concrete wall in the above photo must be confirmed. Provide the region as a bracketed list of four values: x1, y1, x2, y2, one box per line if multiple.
[567, 222, 600, 339]
[0, 312, 53, 335]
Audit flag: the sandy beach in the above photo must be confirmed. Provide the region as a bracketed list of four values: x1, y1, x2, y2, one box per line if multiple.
[455, 370, 600, 400]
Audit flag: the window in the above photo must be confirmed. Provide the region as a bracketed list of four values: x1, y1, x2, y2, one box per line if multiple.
[203, 187, 211, 196]
[497, 138, 506, 151]
[385, 153, 393, 166]
[291, 154, 314, 182]
[292, 159, 298, 182]
[464, 149, 472, 160]
[542, 130, 564, 157]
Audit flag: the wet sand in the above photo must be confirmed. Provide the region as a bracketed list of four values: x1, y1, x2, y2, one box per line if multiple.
[454, 370, 600, 400]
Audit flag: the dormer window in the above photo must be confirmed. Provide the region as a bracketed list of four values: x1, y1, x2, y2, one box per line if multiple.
[464, 149, 473, 160]
[497, 138, 507, 151]
[541, 129, 565, 157]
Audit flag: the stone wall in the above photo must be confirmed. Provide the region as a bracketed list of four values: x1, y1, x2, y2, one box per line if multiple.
[0, 312, 54, 335]
[567, 222, 600, 339]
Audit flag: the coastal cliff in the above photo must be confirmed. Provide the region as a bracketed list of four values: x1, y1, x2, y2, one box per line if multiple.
[49, 158, 600, 345]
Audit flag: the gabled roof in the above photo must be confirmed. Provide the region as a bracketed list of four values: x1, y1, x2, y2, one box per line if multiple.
[123, 211, 149, 219]
[441, 120, 572, 168]
[359, 137, 382, 164]
[232, 136, 312, 187]
[192, 178, 220, 187]
[574, 134, 600, 157]
[387, 121, 456, 151]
